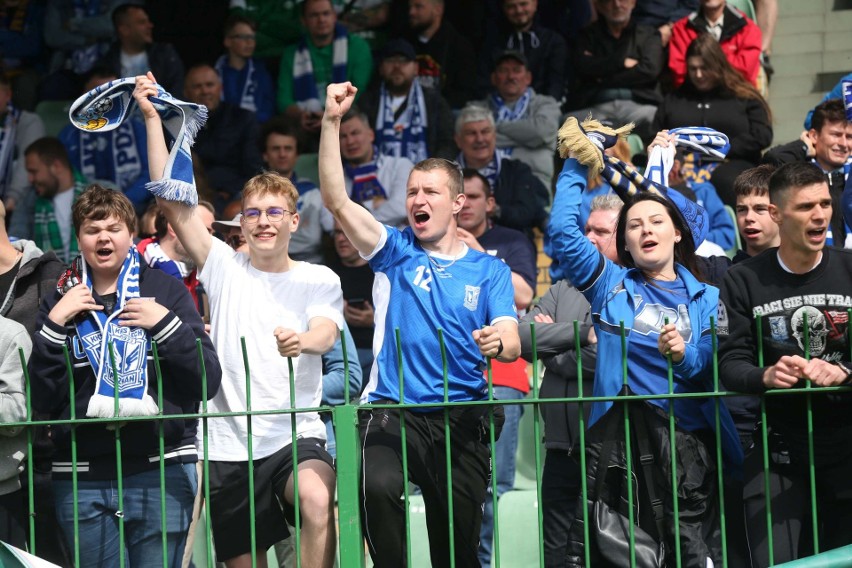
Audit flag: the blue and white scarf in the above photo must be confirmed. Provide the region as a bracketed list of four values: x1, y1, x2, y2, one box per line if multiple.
[215, 55, 258, 113]
[645, 127, 731, 187]
[62, 246, 158, 418]
[375, 78, 428, 163]
[458, 151, 506, 189]
[0, 104, 19, 199]
[69, 0, 108, 75]
[491, 88, 532, 157]
[76, 122, 143, 192]
[293, 23, 348, 112]
[68, 77, 207, 207]
[345, 152, 388, 203]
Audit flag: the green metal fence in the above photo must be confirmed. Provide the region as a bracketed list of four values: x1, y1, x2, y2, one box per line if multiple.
[6, 316, 852, 567]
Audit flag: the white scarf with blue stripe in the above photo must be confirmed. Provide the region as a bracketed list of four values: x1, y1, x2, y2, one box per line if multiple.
[375, 77, 428, 163]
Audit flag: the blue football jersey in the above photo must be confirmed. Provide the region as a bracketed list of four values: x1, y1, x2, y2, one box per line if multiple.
[363, 226, 518, 405]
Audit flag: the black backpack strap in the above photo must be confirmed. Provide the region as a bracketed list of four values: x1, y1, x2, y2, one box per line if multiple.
[630, 402, 666, 541]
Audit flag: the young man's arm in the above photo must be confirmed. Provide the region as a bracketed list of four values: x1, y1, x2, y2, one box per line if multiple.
[134, 73, 213, 271]
[275, 316, 339, 357]
[319, 82, 385, 256]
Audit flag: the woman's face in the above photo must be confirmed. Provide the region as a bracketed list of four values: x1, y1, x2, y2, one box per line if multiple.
[686, 55, 718, 92]
[623, 200, 681, 276]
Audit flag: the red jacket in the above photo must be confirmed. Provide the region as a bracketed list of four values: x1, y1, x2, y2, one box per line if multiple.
[668, 5, 762, 88]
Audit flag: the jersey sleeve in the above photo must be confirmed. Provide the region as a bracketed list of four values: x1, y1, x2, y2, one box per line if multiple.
[487, 258, 519, 325]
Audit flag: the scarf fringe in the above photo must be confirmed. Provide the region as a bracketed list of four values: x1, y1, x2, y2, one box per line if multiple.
[183, 106, 208, 146]
[86, 392, 160, 418]
[146, 178, 199, 207]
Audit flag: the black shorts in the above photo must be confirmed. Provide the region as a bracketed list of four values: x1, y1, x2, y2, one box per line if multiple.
[207, 438, 333, 561]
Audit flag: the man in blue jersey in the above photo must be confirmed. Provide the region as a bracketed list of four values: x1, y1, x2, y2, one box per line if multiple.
[319, 81, 522, 568]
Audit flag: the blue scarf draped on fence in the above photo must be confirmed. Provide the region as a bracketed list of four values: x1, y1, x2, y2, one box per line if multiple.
[345, 152, 388, 203]
[68, 77, 207, 207]
[58, 246, 158, 418]
[375, 78, 428, 163]
[293, 23, 348, 112]
[215, 55, 258, 113]
[0, 104, 19, 199]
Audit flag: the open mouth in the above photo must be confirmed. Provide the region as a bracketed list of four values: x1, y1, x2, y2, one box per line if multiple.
[743, 228, 762, 238]
[641, 240, 658, 252]
[96, 247, 113, 259]
[413, 211, 430, 226]
[807, 228, 826, 241]
[254, 231, 276, 240]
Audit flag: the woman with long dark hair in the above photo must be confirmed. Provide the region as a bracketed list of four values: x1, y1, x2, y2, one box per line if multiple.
[551, 117, 742, 567]
[653, 33, 773, 206]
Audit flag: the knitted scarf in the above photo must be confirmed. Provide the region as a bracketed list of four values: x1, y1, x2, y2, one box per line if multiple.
[345, 152, 388, 203]
[644, 127, 731, 187]
[215, 55, 258, 113]
[33, 182, 85, 263]
[293, 23, 348, 112]
[57, 246, 158, 418]
[375, 78, 428, 163]
[0, 104, 18, 199]
[491, 88, 533, 157]
[68, 77, 207, 207]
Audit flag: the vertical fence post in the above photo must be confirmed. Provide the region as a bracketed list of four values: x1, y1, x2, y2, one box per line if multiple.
[19, 348, 36, 555]
[710, 317, 728, 567]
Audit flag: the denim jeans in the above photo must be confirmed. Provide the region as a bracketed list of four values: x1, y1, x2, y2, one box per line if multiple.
[54, 462, 197, 568]
[478, 386, 525, 567]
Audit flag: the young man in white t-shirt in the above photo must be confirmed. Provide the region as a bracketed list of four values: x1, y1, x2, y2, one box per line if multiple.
[134, 73, 341, 568]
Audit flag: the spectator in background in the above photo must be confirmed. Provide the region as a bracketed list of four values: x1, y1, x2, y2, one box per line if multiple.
[41, 0, 123, 100]
[654, 33, 772, 207]
[803, 72, 852, 130]
[358, 38, 457, 162]
[215, 14, 275, 124]
[457, 169, 536, 568]
[455, 104, 549, 236]
[477, 0, 567, 101]
[337, 0, 392, 50]
[321, 108, 412, 230]
[229, 0, 304, 59]
[632, 0, 698, 46]
[0, 316, 31, 550]
[669, 0, 762, 88]
[565, 0, 663, 141]
[0, 0, 45, 110]
[0, 76, 45, 217]
[405, 0, 477, 109]
[98, 4, 185, 97]
[58, 67, 151, 214]
[278, 0, 373, 152]
[732, 164, 779, 262]
[184, 63, 263, 212]
[260, 118, 325, 264]
[763, 98, 851, 247]
[478, 50, 560, 189]
[326, 219, 376, 384]
[23, 137, 85, 261]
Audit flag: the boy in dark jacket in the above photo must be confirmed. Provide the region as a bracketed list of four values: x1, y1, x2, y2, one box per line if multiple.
[28, 185, 222, 567]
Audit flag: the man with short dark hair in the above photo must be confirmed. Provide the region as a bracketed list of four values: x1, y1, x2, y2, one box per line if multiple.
[719, 161, 852, 565]
[23, 137, 84, 261]
[98, 4, 185, 97]
[477, 0, 567, 101]
[763, 98, 852, 247]
[477, 50, 560, 188]
[357, 38, 457, 162]
[732, 163, 779, 262]
[405, 0, 477, 109]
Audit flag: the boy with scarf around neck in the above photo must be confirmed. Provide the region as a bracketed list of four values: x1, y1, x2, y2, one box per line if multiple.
[135, 73, 343, 568]
[215, 14, 275, 124]
[27, 185, 223, 567]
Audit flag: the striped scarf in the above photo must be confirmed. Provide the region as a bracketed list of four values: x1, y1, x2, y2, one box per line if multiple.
[491, 88, 532, 157]
[69, 77, 207, 207]
[345, 152, 387, 203]
[375, 77, 428, 163]
[644, 127, 731, 187]
[33, 181, 85, 263]
[60, 246, 158, 418]
[0, 104, 18, 199]
[458, 151, 505, 189]
[292, 24, 348, 112]
[215, 55, 258, 113]
[76, 122, 143, 192]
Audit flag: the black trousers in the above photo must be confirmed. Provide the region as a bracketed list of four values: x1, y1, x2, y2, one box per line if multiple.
[744, 433, 852, 566]
[541, 449, 582, 568]
[359, 403, 503, 568]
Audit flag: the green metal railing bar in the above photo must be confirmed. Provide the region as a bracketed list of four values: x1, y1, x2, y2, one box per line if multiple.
[20, 347, 35, 556]
[486, 348, 500, 568]
[240, 337, 258, 568]
[107, 342, 127, 568]
[573, 320, 591, 568]
[803, 314, 819, 556]
[438, 328, 456, 568]
[710, 317, 729, 567]
[288, 355, 302, 568]
[152, 342, 168, 564]
[530, 322, 545, 568]
[664, 317, 682, 568]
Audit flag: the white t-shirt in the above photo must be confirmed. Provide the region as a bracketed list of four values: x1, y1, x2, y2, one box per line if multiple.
[198, 238, 344, 461]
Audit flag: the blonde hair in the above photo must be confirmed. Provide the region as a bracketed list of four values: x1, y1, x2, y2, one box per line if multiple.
[241, 171, 299, 211]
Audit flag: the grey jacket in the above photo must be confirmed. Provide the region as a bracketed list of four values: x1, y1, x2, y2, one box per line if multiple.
[0, 316, 31, 495]
[520, 280, 597, 451]
[0, 239, 66, 335]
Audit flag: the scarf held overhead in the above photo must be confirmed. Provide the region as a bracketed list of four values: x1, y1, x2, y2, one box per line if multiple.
[68, 77, 207, 207]
[57, 247, 158, 418]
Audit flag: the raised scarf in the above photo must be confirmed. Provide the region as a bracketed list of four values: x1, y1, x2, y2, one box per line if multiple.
[375, 77, 428, 163]
[57, 246, 158, 418]
[0, 104, 18, 199]
[644, 127, 731, 187]
[292, 23, 348, 111]
[69, 77, 207, 207]
[215, 55, 258, 113]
